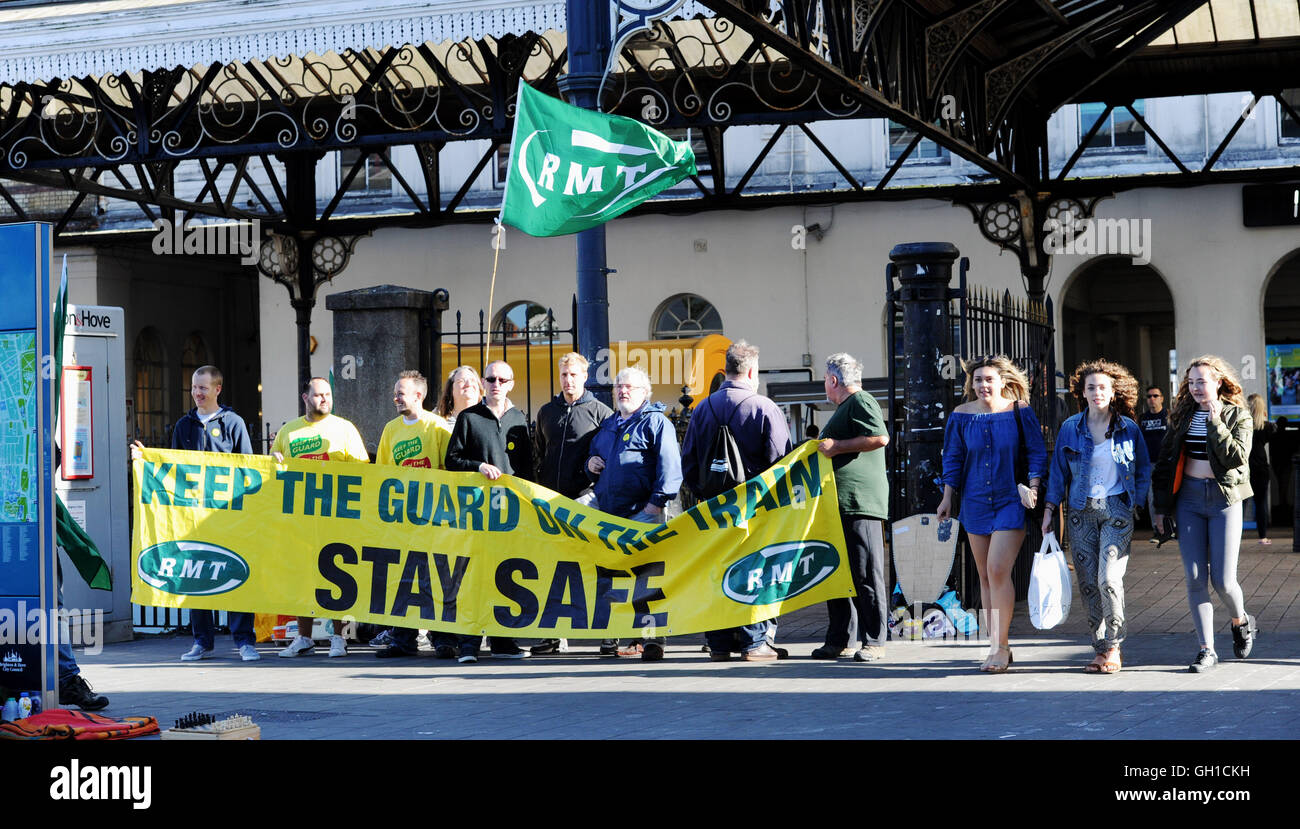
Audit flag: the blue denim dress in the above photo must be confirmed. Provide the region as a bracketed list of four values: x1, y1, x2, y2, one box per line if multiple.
[941, 406, 1048, 534]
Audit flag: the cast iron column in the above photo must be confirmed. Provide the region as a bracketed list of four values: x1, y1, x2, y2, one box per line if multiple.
[559, 0, 613, 406]
[890, 242, 961, 516]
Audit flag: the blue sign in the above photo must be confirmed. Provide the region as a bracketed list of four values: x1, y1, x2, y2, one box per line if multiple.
[0, 222, 56, 702]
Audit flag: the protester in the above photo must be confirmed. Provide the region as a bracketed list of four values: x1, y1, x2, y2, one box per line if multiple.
[1138, 384, 1169, 533]
[1151, 356, 1257, 673]
[437, 365, 486, 423]
[681, 340, 792, 662]
[937, 355, 1046, 673]
[808, 353, 891, 663]
[371, 371, 453, 658]
[272, 377, 369, 658]
[586, 366, 682, 661]
[444, 360, 534, 662]
[133, 365, 259, 662]
[1246, 394, 1275, 546]
[531, 352, 611, 655]
[1042, 360, 1150, 674]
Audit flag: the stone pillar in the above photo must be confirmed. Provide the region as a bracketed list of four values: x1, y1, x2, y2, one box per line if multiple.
[889, 242, 961, 517]
[326, 285, 443, 454]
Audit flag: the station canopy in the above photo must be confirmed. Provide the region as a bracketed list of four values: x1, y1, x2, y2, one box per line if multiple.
[1, 0, 1298, 235]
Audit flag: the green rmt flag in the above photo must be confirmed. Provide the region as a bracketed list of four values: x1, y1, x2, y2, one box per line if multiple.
[502, 81, 697, 237]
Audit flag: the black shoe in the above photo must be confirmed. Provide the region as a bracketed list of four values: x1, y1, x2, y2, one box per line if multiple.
[1231, 614, 1257, 659]
[433, 645, 456, 660]
[708, 650, 732, 662]
[598, 640, 620, 656]
[641, 642, 665, 662]
[59, 674, 109, 711]
[375, 645, 418, 659]
[1189, 647, 1218, 673]
[489, 644, 528, 659]
[810, 645, 849, 660]
[772, 646, 789, 660]
[530, 639, 568, 655]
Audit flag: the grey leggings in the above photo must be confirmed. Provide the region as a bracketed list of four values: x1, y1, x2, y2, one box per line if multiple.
[1173, 478, 1247, 648]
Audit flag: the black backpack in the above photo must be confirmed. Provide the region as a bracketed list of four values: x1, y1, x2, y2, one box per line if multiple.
[696, 394, 754, 499]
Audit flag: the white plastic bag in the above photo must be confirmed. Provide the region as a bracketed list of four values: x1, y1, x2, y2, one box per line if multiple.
[1028, 532, 1072, 630]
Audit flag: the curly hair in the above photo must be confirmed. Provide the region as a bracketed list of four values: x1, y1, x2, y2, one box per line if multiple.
[961, 355, 1030, 403]
[1069, 359, 1139, 421]
[1169, 354, 1247, 432]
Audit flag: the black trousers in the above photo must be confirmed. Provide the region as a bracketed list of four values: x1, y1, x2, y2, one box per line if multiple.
[821, 516, 887, 650]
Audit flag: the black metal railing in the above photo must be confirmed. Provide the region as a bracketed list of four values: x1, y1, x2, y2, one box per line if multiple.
[441, 296, 578, 425]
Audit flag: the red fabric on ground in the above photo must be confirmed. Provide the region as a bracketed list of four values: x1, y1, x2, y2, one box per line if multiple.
[0, 709, 159, 740]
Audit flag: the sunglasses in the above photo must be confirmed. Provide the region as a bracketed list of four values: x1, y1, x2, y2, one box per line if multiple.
[483, 376, 512, 384]
[1146, 393, 1161, 398]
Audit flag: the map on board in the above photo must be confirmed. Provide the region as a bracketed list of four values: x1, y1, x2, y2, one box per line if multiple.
[0, 331, 37, 523]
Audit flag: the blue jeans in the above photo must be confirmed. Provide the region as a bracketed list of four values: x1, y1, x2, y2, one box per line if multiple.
[1174, 478, 1247, 647]
[191, 609, 255, 649]
[705, 621, 776, 654]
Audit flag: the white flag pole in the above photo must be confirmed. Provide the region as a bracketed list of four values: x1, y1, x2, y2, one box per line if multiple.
[486, 78, 527, 366]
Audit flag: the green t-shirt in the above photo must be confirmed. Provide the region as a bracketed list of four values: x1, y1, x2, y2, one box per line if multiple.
[821, 389, 889, 518]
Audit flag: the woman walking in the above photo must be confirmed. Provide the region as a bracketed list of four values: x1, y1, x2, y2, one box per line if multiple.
[1152, 356, 1257, 673]
[1246, 394, 1276, 546]
[1041, 360, 1150, 674]
[937, 356, 1047, 673]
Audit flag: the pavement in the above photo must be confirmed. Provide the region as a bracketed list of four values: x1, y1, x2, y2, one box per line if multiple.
[66, 530, 1300, 740]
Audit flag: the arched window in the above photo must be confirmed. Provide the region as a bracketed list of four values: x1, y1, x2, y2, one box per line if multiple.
[492, 300, 560, 344]
[133, 328, 167, 443]
[180, 331, 209, 412]
[651, 293, 723, 340]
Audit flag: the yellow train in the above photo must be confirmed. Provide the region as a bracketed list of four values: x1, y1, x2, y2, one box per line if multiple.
[438, 333, 731, 418]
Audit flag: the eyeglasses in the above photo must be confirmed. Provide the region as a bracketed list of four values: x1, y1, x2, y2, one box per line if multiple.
[483, 376, 512, 384]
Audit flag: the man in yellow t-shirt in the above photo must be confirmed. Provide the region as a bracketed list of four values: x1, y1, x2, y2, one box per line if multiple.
[271, 376, 368, 658]
[372, 370, 454, 659]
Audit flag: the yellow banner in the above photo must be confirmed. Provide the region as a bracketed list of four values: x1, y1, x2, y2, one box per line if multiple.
[130, 442, 853, 638]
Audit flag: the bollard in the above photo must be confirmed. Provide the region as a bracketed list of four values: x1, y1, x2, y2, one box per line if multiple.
[1293, 453, 1300, 553]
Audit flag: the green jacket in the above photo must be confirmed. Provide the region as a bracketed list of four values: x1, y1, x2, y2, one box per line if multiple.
[1150, 402, 1253, 511]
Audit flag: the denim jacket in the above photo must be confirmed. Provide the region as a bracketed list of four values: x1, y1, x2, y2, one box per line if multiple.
[1045, 412, 1150, 511]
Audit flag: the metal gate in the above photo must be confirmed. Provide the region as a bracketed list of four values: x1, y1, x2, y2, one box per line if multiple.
[887, 262, 1057, 608]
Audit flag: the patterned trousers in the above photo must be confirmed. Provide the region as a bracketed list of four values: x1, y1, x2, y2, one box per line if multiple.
[1066, 494, 1134, 653]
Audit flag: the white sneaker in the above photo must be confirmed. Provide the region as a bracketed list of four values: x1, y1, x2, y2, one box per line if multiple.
[278, 635, 315, 657]
[181, 644, 214, 662]
[328, 634, 348, 658]
[239, 644, 262, 662]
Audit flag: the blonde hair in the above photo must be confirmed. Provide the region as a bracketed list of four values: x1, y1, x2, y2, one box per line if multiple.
[961, 355, 1029, 403]
[558, 352, 588, 372]
[1170, 355, 1247, 432]
[1248, 393, 1268, 431]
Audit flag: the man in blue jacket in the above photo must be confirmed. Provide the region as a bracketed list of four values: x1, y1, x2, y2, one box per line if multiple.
[135, 365, 258, 661]
[586, 366, 682, 660]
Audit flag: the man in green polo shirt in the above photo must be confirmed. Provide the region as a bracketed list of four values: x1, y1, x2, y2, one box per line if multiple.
[810, 352, 891, 662]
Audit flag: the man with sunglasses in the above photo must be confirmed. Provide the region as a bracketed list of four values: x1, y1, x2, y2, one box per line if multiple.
[1139, 385, 1169, 535]
[445, 360, 535, 661]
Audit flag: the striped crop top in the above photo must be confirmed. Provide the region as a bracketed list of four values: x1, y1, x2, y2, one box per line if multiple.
[1185, 410, 1209, 460]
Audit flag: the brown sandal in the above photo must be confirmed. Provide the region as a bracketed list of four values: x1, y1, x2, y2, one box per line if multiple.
[1084, 653, 1107, 673]
[982, 647, 1012, 673]
[1099, 647, 1121, 674]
